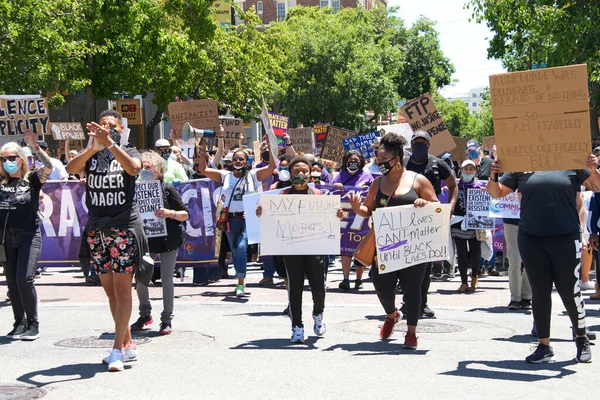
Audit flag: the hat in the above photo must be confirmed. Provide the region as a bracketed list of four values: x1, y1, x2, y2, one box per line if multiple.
[461, 160, 476, 169]
[593, 146, 600, 155]
[411, 131, 431, 143]
[35, 140, 48, 149]
[466, 140, 479, 151]
[21, 147, 33, 157]
[223, 152, 233, 162]
[155, 138, 170, 147]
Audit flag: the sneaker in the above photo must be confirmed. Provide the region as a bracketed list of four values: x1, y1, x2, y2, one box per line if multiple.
[354, 279, 363, 290]
[235, 284, 245, 297]
[130, 315, 153, 330]
[520, 299, 532, 310]
[380, 310, 401, 340]
[159, 323, 173, 335]
[508, 301, 521, 310]
[525, 343, 554, 363]
[20, 322, 39, 341]
[313, 313, 326, 336]
[576, 336, 592, 363]
[259, 277, 274, 286]
[103, 346, 137, 364]
[581, 281, 595, 291]
[421, 305, 435, 318]
[487, 268, 500, 277]
[291, 326, 305, 343]
[403, 332, 418, 349]
[338, 279, 350, 291]
[107, 349, 124, 372]
[6, 319, 27, 340]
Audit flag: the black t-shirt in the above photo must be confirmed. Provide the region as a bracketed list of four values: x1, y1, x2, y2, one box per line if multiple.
[500, 170, 590, 235]
[477, 157, 493, 180]
[0, 172, 42, 232]
[406, 155, 452, 194]
[85, 147, 142, 220]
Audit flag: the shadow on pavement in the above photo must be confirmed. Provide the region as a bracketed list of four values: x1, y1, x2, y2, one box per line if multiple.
[491, 334, 572, 344]
[17, 363, 124, 387]
[441, 359, 578, 382]
[230, 336, 322, 350]
[323, 341, 428, 356]
[466, 306, 532, 315]
[224, 311, 288, 318]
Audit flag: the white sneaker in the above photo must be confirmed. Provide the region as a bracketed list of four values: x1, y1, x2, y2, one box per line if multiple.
[291, 326, 305, 343]
[235, 284, 245, 297]
[313, 313, 326, 336]
[102, 346, 137, 365]
[106, 349, 124, 372]
[581, 281, 595, 291]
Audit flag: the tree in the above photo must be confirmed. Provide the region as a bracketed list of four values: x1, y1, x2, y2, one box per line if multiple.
[433, 94, 472, 138]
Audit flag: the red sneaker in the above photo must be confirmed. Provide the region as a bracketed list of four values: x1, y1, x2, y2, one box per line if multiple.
[380, 311, 401, 339]
[403, 332, 418, 349]
[130, 315, 153, 331]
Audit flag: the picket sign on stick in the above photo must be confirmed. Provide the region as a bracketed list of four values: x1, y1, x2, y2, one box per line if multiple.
[489, 64, 590, 172]
[220, 117, 245, 149]
[51, 122, 85, 140]
[321, 126, 356, 164]
[168, 99, 220, 140]
[288, 127, 315, 154]
[313, 123, 330, 157]
[260, 98, 279, 161]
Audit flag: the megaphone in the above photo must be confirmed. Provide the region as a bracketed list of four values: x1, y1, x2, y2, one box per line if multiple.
[182, 122, 215, 142]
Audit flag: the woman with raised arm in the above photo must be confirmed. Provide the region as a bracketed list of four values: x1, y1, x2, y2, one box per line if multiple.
[3, 129, 53, 341]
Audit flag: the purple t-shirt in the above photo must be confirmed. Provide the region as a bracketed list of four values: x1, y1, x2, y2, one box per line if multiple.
[320, 168, 333, 185]
[332, 170, 375, 187]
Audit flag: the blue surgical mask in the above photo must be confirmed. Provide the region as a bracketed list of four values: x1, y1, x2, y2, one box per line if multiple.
[3, 161, 19, 174]
[468, 150, 479, 160]
[278, 166, 289, 172]
[139, 169, 154, 181]
[462, 173, 475, 183]
[247, 156, 254, 165]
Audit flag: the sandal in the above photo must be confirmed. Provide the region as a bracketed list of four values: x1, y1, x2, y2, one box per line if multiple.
[458, 283, 469, 293]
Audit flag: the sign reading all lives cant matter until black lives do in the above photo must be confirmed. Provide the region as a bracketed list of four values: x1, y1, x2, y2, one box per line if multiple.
[0, 97, 49, 135]
[372, 203, 451, 274]
[135, 180, 167, 238]
[259, 194, 341, 256]
[489, 64, 591, 172]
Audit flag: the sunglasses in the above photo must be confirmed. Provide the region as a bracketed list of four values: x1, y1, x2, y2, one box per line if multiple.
[0, 156, 19, 163]
[232, 157, 246, 162]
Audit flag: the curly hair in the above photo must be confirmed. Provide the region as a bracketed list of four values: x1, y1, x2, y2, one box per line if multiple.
[288, 156, 311, 173]
[379, 133, 407, 162]
[341, 149, 365, 171]
[140, 150, 165, 179]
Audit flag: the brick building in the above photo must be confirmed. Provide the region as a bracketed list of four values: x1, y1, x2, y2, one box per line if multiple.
[238, 0, 386, 25]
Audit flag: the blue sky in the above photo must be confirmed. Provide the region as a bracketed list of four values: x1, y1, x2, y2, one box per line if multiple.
[388, 0, 506, 97]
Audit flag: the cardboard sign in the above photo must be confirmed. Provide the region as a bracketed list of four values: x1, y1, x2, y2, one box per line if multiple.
[220, 117, 245, 149]
[0, 97, 49, 135]
[482, 136, 495, 150]
[400, 93, 456, 156]
[50, 122, 85, 141]
[489, 64, 590, 172]
[168, 99, 220, 140]
[260, 99, 279, 161]
[253, 141, 261, 160]
[314, 123, 330, 157]
[259, 194, 341, 255]
[465, 188, 495, 229]
[116, 99, 142, 125]
[288, 127, 314, 154]
[321, 126, 356, 163]
[373, 203, 451, 274]
[135, 180, 168, 238]
[449, 136, 470, 163]
[268, 112, 289, 147]
[342, 131, 380, 159]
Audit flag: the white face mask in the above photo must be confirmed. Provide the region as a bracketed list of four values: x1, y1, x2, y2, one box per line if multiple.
[169, 152, 178, 161]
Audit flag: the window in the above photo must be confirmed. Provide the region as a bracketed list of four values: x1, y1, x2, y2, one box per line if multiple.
[277, 2, 286, 21]
[332, 0, 340, 12]
[257, 1, 263, 14]
[288, 0, 296, 8]
[320, 0, 329, 7]
[472, 93, 477, 97]
[472, 102, 477, 107]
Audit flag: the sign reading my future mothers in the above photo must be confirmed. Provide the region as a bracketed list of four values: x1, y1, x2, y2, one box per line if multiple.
[372, 203, 451, 274]
[259, 194, 341, 255]
[489, 64, 591, 172]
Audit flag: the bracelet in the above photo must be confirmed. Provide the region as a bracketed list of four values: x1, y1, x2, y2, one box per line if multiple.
[107, 142, 117, 150]
[286, 143, 292, 147]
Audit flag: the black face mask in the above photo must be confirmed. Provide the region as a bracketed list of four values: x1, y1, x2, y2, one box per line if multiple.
[109, 129, 121, 146]
[159, 149, 171, 160]
[347, 161, 360, 172]
[261, 151, 270, 162]
[377, 159, 396, 176]
[224, 164, 234, 171]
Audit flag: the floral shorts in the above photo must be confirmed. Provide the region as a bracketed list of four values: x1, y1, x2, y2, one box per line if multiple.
[87, 228, 138, 275]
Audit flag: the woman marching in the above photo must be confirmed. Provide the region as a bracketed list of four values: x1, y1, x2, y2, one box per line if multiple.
[3, 129, 53, 341]
[349, 134, 438, 349]
[197, 138, 276, 297]
[130, 151, 190, 335]
[257, 156, 345, 343]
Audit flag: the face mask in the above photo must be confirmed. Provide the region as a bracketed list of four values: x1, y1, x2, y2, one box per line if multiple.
[468, 150, 479, 160]
[411, 142, 429, 163]
[261, 151, 270, 162]
[462, 173, 475, 183]
[109, 129, 121, 146]
[169, 152, 178, 161]
[377, 159, 396, 176]
[290, 174, 306, 185]
[3, 161, 19, 174]
[224, 164, 233, 171]
[233, 165, 245, 170]
[278, 166, 289, 172]
[247, 156, 254, 165]
[279, 169, 290, 182]
[140, 169, 154, 181]
[347, 161, 360, 173]
[160, 149, 171, 160]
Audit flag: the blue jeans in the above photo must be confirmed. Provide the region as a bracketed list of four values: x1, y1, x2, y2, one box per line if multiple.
[262, 256, 276, 278]
[225, 217, 248, 279]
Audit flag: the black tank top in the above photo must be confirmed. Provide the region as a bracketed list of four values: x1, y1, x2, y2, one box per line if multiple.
[375, 174, 418, 209]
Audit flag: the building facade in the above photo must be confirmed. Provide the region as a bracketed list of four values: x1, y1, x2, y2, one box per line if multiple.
[447, 87, 486, 114]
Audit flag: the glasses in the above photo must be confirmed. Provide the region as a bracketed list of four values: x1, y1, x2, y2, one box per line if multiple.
[0, 156, 18, 163]
[232, 157, 246, 162]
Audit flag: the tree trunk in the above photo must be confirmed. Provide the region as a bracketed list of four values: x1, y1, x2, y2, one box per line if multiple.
[146, 109, 163, 145]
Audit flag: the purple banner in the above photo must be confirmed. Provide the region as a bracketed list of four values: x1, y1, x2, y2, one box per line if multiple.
[492, 219, 504, 252]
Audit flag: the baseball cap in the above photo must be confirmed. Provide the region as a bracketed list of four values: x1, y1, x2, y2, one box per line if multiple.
[21, 147, 33, 157]
[466, 140, 479, 151]
[155, 138, 170, 147]
[461, 160, 476, 169]
[223, 152, 233, 162]
[411, 131, 431, 143]
[35, 140, 48, 149]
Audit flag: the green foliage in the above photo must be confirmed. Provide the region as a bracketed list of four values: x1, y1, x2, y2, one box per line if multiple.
[433, 93, 472, 138]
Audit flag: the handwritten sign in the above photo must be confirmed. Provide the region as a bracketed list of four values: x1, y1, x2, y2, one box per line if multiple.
[220, 117, 245, 149]
[116, 99, 142, 124]
[135, 180, 167, 238]
[489, 190, 520, 219]
[342, 131, 380, 159]
[321, 126, 356, 163]
[268, 112, 289, 147]
[288, 127, 314, 154]
[260, 99, 279, 161]
[168, 99, 220, 140]
[400, 93, 456, 156]
[50, 122, 85, 141]
[489, 64, 590, 172]
[175, 137, 197, 160]
[373, 203, 451, 274]
[314, 123, 330, 157]
[482, 136, 495, 150]
[243, 189, 284, 245]
[0, 97, 49, 135]
[259, 194, 341, 255]
[449, 136, 470, 163]
[465, 188, 495, 229]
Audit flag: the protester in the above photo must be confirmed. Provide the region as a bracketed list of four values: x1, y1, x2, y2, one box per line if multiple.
[269, 155, 293, 190]
[363, 137, 382, 176]
[3, 129, 53, 341]
[171, 145, 194, 176]
[197, 139, 276, 297]
[256, 156, 344, 343]
[35, 140, 68, 180]
[155, 139, 188, 183]
[488, 154, 600, 363]
[504, 217, 531, 310]
[348, 133, 438, 349]
[579, 190, 595, 290]
[466, 140, 492, 180]
[130, 151, 189, 335]
[452, 160, 485, 293]
[67, 110, 147, 372]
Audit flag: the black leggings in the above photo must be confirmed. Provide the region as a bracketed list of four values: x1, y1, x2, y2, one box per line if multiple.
[454, 237, 481, 284]
[519, 231, 586, 338]
[372, 263, 427, 326]
[284, 255, 326, 328]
